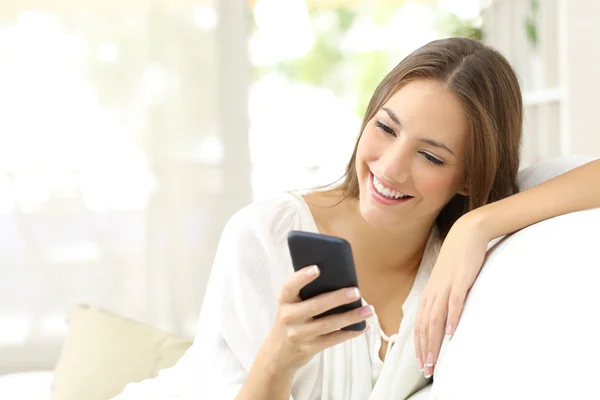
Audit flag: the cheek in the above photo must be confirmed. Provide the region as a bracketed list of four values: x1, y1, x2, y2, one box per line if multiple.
[357, 126, 384, 162]
[413, 169, 461, 200]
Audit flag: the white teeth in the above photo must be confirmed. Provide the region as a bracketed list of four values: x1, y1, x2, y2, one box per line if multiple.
[372, 175, 410, 199]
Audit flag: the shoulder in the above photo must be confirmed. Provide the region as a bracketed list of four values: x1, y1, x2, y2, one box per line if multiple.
[518, 155, 597, 191]
[209, 193, 312, 307]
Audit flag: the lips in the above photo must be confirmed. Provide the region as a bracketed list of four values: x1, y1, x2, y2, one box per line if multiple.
[372, 174, 412, 199]
[368, 172, 413, 206]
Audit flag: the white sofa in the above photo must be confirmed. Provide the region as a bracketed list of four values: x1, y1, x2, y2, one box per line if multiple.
[425, 206, 600, 399]
[0, 370, 53, 400]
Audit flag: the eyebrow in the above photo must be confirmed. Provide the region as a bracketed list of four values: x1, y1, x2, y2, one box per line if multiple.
[382, 107, 457, 157]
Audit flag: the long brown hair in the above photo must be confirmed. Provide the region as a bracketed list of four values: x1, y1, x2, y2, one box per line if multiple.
[339, 37, 522, 237]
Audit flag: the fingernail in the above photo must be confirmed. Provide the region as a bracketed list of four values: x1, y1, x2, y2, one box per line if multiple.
[424, 365, 432, 378]
[425, 352, 434, 367]
[417, 357, 424, 371]
[360, 305, 374, 317]
[346, 287, 360, 299]
[446, 324, 453, 338]
[306, 265, 319, 276]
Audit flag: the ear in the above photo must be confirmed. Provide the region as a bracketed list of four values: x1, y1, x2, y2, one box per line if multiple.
[457, 183, 470, 197]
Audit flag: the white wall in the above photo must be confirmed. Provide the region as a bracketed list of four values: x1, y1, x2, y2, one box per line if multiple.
[561, 1, 600, 157]
[483, 0, 600, 165]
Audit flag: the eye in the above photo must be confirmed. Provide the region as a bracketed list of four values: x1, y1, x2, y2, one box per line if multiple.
[421, 152, 444, 166]
[374, 120, 395, 137]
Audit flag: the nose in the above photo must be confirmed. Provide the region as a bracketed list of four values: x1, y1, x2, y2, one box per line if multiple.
[380, 140, 411, 184]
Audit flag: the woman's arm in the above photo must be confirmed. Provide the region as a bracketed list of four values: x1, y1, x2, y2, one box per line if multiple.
[236, 345, 296, 400]
[469, 157, 600, 242]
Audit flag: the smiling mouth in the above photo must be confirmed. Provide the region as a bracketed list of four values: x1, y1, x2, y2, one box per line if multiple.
[371, 173, 413, 200]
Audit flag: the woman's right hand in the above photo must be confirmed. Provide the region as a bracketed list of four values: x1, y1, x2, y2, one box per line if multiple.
[261, 265, 373, 374]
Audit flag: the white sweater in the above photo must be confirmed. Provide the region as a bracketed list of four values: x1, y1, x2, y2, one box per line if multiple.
[112, 156, 593, 400]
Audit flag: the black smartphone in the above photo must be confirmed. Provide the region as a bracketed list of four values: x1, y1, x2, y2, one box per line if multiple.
[287, 230, 366, 331]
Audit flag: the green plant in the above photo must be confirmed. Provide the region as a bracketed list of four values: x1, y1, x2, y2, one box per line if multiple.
[525, 0, 539, 48]
[437, 12, 483, 41]
[251, 6, 393, 118]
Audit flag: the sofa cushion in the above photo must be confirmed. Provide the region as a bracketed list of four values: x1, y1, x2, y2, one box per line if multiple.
[51, 304, 192, 400]
[432, 208, 600, 399]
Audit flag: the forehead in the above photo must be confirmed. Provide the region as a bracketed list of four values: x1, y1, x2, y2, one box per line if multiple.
[381, 79, 468, 153]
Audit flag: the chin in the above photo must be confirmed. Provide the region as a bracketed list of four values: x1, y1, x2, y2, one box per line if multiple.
[357, 188, 402, 229]
[360, 210, 397, 229]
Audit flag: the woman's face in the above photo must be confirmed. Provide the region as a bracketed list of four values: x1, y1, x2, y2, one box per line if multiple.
[356, 79, 469, 230]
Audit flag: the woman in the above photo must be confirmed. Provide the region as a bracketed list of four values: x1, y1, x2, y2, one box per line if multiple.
[113, 38, 600, 399]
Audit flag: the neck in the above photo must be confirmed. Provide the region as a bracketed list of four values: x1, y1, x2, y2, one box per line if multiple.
[309, 189, 436, 274]
[349, 200, 435, 274]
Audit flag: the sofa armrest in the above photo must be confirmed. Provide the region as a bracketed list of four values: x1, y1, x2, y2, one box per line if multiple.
[432, 207, 600, 399]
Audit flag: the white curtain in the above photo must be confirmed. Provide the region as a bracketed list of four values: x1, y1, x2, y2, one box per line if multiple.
[0, 0, 251, 373]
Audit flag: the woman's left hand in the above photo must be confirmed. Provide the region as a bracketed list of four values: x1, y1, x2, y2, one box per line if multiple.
[414, 213, 491, 378]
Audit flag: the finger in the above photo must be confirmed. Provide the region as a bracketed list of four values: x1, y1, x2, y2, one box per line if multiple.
[425, 293, 450, 377]
[279, 265, 320, 304]
[419, 294, 436, 374]
[295, 286, 361, 320]
[414, 298, 427, 371]
[446, 286, 468, 338]
[300, 304, 374, 337]
[310, 322, 370, 353]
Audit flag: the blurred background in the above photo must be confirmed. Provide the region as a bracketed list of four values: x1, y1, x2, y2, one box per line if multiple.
[0, 0, 599, 382]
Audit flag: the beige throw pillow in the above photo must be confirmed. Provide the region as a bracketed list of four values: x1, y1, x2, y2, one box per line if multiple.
[51, 304, 192, 400]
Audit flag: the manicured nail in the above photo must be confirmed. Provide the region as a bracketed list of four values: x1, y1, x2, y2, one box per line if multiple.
[424, 370, 432, 379]
[425, 352, 434, 367]
[306, 265, 319, 276]
[346, 287, 360, 299]
[417, 357, 424, 371]
[446, 324, 453, 338]
[360, 305, 374, 317]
